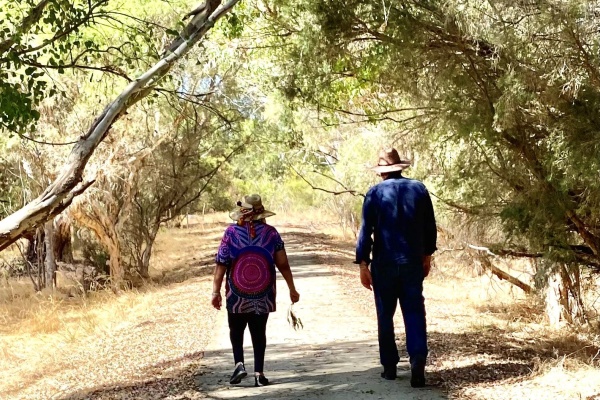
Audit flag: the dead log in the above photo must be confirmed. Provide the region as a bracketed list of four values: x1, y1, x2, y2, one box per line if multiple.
[469, 244, 533, 293]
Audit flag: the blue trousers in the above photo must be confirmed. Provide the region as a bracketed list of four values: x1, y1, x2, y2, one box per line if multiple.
[372, 263, 428, 367]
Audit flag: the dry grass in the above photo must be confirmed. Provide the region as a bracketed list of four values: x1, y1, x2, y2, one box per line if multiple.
[0, 217, 226, 400]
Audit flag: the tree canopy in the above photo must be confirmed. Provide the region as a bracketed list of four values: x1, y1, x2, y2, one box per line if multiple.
[2, 0, 600, 289]
[239, 0, 600, 273]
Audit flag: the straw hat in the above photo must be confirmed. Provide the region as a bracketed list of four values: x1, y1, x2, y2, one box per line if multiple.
[370, 148, 412, 173]
[229, 194, 276, 221]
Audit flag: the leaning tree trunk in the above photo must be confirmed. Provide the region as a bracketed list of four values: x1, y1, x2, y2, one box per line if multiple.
[0, 0, 240, 252]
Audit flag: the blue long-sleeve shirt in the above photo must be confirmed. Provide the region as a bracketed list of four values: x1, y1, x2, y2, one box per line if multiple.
[355, 176, 437, 267]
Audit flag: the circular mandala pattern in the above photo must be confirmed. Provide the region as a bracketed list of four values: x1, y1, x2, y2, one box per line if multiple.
[230, 246, 274, 298]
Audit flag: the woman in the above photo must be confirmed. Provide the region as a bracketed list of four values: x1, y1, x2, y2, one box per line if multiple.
[211, 194, 300, 387]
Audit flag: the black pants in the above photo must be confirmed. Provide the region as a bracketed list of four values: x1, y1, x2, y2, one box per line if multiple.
[228, 312, 269, 373]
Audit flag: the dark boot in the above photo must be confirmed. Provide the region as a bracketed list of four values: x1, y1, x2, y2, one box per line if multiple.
[410, 356, 426, 388]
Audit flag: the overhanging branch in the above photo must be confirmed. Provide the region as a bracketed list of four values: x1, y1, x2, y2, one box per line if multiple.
[291, 166, 364, 197]
[0, 0, 241, 251]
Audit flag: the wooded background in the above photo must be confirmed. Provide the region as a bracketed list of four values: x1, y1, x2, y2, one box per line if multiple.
[1, 0, 600, 329]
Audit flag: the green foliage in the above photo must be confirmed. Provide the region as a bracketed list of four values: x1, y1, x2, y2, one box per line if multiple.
[0, 0, 104, 132]
[246, 0, 600, 271]
[6, 0, 600, 283]
[0, 0, 187, 134]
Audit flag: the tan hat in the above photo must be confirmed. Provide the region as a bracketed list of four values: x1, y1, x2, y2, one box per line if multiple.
[370, 148, 411, 173]
[229, 194, 276, 221]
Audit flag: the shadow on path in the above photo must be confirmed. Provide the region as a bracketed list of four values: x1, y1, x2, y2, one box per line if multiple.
[59, 340, 445, 400]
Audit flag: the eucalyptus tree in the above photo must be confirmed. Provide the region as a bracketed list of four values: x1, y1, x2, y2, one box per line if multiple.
[0, 0, 242, 273]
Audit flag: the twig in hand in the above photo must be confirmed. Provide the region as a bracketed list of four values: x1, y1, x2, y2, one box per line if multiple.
[287, 304, 303, 330]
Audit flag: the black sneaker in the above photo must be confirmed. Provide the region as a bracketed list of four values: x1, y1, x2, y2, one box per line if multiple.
[380, 364, 397, 380]
[254, 375, 269, 387]
[229, 363, 247, 384]
[410, 357, 426, 388]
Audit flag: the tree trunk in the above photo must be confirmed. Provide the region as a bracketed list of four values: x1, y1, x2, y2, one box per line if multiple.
[138, 227, 159, 279]
[107, 240, 123, 287]
[96, 227, 124, 286]
[54, 215, 73, 263]
[71, 206, 125, 287]
[559, 264, 587, 324]
[43, 219, 56, 289]
[25, 233, 38, 265]
[545, 264, 587, 328]
[0, 0, 240, 252]
[545, 271, 563, 328]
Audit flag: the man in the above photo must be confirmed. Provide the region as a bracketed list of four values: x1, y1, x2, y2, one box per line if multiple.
[355, 148, 437, 388]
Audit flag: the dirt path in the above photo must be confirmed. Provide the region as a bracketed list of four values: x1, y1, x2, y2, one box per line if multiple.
[11, 223, 595, 399]
[195, 239, 446, 400]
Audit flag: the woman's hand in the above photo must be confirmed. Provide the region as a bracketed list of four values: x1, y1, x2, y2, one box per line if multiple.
[211, 264, 227, 310]
[211, 292, 222, 310]
[290, 288, 300, 303]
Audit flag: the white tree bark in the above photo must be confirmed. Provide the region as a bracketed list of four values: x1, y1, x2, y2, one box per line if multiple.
[545, 271, 563, 328]
[0, 0, 241, 252]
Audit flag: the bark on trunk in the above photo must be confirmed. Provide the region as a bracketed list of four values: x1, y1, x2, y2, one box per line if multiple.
[138, 226, 159, 279]
[71, 206, 125, 286]
[43, 219, 55, 289]
[54, 215, 73, 263]
[545, 271, 563, 328]
[0, 0, 240, 252]
[545, 265, 587, 327]
[107, 241, 123, 287]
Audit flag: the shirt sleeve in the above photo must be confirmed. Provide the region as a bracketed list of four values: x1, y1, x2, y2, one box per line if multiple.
[215, 226, 233, 266]
[264, 225, 285, 253]
[355, 191, 375, 265]
[273, 229, 285, 252]
[421, 188, 438, 255]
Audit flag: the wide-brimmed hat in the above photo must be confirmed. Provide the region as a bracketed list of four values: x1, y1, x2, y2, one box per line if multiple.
[229, 194, 276, 221]
[370, 148, 412, 173]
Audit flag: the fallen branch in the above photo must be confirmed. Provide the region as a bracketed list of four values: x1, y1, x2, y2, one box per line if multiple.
[468, 244, 533, 293]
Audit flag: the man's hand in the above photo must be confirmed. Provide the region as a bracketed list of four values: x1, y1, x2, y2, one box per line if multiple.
[359, 262, 373, 290]
[422, 255, 432, 278]
[290, 288, 300, 303]
[211, 293, 222, 310]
